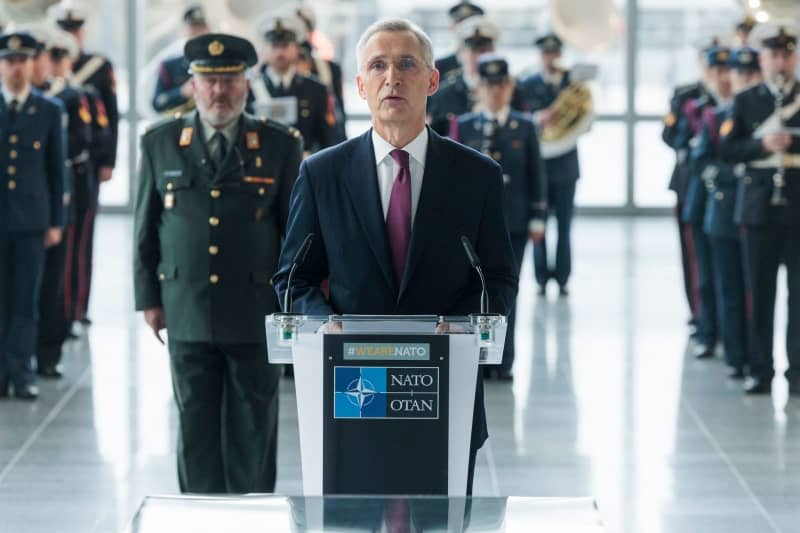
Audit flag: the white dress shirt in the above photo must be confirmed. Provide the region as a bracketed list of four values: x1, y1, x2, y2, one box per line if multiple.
[267, 66, 296, 91]
[372, 127, 428, 225]
[2, 84, 31, 108]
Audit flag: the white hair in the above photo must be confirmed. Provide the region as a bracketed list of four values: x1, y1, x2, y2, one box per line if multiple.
[355, 18, 435, 73]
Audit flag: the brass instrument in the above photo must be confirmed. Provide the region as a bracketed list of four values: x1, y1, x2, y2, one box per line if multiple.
[539, 81, 594, 158]
[771, 74, 789, 206]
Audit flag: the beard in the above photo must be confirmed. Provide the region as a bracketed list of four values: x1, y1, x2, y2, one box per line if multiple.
[197, 93, 246, 128]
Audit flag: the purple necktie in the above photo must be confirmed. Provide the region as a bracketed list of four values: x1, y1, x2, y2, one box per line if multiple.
[386, 149, 412, 285]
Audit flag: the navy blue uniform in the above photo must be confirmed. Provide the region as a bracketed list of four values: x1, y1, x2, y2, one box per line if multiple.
[456, 110, 547, 372]
[719, 81, 800, 388]
[695, 103, 749, 372]
[427, 74, 528, 137]
[663, 81, 708, 325]
[519, 71, 580, 288]
[435, 53, 461, 83]
[152, 55, 192, 113]
[681, 93, 720, 353]
[0, 90, 67, 391]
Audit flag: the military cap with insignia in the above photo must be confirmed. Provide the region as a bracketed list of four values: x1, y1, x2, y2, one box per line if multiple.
[184, 33, 257, 75]
[477, 53, 509, 84]
[456, 15, 498, 49]
[448, 1, 485, 24]
[758, 24, 798, 52]
[256, 12, 307, 45]
[535, 33, 563, 52]
[730, 46, 760, 72]
[47, 0, 90, 32]
[0, 32, 41, 58]
[183, 4, 207, 26]
[705, 46, 732, 67]
[736, 15, 756, 34]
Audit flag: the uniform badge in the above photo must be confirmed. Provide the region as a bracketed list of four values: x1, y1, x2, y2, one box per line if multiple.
[510, 120, 519, 130]
[79, 99, 92, 124]
[664, 113, 676, 127]
[719, 118, 734, 137]
[164, 192, 175, 209]
[179, 127, 193, 147]
[208, 40, 224, 56]
[255, 155, 263, 168]
[96, 100, 110, 128]
[8, 37, 21, 51]
[246, 131, 260, 150]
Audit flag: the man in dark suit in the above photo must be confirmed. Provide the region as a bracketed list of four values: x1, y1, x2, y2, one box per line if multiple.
[273, 18, 517, 494]
[0, 32, 67, 400]
[454, 55, 547, 381]
[151, 4, 210, 114]
[133, 34, 303, 492]
[519, 33, 581, 296]
[719, 25, 800, 395]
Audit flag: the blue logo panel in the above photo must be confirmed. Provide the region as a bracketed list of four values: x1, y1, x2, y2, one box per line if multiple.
[334, 367, 439, 420]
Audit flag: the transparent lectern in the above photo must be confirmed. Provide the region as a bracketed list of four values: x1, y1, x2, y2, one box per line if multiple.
[265, 313, 507, 496]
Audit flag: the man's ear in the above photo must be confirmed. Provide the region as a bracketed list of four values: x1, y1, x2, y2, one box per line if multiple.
[428, 68, 440, 97]
[356, 73, 366, 100]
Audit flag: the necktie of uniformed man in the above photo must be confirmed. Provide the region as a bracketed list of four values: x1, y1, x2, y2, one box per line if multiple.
[8, 99, 19, 123]
[213, 132, 228, 166]
[387, 149, 412, 285]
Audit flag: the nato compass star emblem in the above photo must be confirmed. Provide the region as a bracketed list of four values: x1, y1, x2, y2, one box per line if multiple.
[345, 376, 377, 409]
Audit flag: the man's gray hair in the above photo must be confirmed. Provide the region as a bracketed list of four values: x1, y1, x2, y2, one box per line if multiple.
[355, 18, 435, 72]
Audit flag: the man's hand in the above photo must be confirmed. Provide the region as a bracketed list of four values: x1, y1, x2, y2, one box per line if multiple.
[98, 166, 114, 183]
[529, 230, 545, 243]
[528, 219, 546, 243]
[535, 107, 556, 128]
[762, 132, 792, 153]
[144, 307, 166, 345]
[44, 227, 62, 248]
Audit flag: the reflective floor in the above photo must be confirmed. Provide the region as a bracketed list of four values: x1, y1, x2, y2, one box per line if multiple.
[0, 215, 798, 533]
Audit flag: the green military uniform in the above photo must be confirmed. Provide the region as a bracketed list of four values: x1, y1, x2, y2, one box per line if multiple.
[133, 33, 303, 494]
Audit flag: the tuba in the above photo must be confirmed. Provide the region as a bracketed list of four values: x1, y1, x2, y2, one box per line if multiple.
[537, 0, 623, 158]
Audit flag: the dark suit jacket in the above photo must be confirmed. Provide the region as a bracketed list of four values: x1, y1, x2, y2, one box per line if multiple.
[273, 126, 518, 453]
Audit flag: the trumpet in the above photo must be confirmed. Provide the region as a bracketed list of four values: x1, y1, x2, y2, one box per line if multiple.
[770, 74, 789, 206]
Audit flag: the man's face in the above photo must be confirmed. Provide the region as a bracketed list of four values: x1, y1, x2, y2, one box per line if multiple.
[266, 41, 299, 73]
[540, 49, 561, 70]
[51, 56, 73, 79]
[0, 56, 34, 91]
[192, 73, 248, 127]
[459, 43, 493, 78]
[759, 48, 798, 83]
[708, 65, 732, 96]
[478, 78, 513, 112]
[356, 30, 439, 129]
[31, 53, 51, 85]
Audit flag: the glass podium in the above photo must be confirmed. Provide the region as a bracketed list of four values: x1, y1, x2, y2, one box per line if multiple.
[265, 314, 507, 496]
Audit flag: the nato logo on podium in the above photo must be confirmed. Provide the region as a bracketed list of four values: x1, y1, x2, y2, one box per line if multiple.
[334, 367, 439, 420]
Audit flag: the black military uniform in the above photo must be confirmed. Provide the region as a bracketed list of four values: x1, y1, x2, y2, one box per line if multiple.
[134, 34, 303, 492]
[250, 14, 335, 154]
[434, 1, 485, 83]
[0, 33, 67, 400]
[152, 5, 208, 114]
[428, 16, 528, 137]
[519, 34, 580, 294]
[454, 56, 547, 380]
[719, 27, 800, 395]
[50, 2, 119, 325]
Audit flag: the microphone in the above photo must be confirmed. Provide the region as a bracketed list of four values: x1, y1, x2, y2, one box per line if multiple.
[460, 236, 489, 314]
[283, 233, 314, 313]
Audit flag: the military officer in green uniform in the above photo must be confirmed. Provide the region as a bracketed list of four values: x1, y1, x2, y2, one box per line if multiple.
[133, 33, 303, 493]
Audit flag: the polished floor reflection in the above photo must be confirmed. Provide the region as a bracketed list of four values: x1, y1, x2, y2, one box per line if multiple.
[0, 215, 798, 533]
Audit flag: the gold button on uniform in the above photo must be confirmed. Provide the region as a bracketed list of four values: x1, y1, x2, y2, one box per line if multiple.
[209, 216, 219, 226]
[158, 273, 166, 281]
[166, 182, 174, 191]
[8, 180, 16, 190]
[715, 191, 724, 200]
[209, 245, 219, 255]
[209, 274, 219, 284]
[9, 150, 17, 159]
[33, 140, 41, 150]
[258, 188, 265, 196]
[9, 135, 17, 144]
[210, 189, 221, 199]
[8, 166, 16, 175]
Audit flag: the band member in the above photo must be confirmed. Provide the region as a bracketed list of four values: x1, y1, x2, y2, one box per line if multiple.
[720, 25, 800, 395]
[435, 1, 485, 83]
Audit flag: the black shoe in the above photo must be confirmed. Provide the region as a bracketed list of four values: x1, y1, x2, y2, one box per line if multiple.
[495, 369, 514, 382]
[728, 367, 745, 380]
[744, 377, 771, 395]
[37, 364, 64, 379]
[13, 385, 39, 400]
[558, 285, 569, 297]
[283, 365, 294, 379]
[693, 344, 714, 359]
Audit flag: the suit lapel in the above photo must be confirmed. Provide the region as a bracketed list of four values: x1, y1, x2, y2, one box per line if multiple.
[343, 130, 397, 294]
[399, 127, 449, 299]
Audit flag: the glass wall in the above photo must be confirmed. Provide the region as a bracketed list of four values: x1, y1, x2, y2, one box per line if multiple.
[94, 0, 749, 212]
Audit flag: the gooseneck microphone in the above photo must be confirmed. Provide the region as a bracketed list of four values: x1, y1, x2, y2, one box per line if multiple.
[283, 233, 315, 313]
[460, 236, 489, 314]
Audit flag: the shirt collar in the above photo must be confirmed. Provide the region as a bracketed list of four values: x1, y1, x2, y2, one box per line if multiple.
[267, 66, 296, 89]
[200, 115, 240, 145]
[543, 69, 564, 87]
[482, 107, 510, 127]
[372, 127, 428, 168]
[2, 83, 31, 107]
[765, 78, 797, 98]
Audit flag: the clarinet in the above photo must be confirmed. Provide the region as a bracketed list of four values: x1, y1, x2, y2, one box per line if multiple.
[770, 74, 789, 206]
